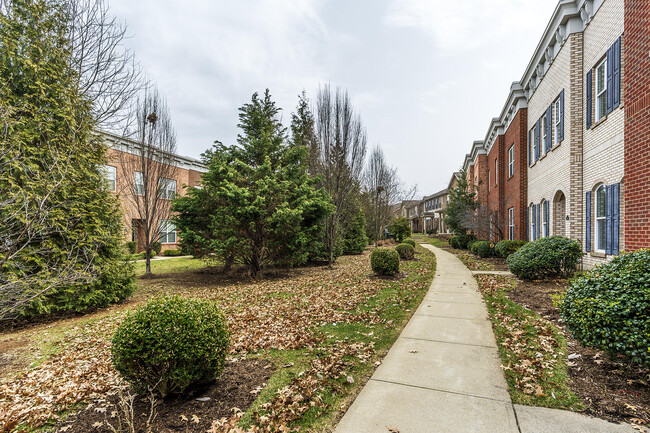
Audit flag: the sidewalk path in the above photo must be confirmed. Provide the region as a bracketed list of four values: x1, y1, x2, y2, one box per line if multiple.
[334, 243, 643, 433]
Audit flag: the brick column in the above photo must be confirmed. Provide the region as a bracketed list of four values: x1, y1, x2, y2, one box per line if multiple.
[568, 33, 584, 243]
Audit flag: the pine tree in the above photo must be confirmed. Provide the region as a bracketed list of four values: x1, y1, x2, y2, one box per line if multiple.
[445, 170, 477, 235]
[0, 0, 133, 318]
[173, 90, 332, 277]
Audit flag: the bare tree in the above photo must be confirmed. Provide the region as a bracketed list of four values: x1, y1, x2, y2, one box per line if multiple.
[364, 145, 404, 244]
[118, 88, 178, 276]
[66, 0, 144, 131]
[314, 85, 367, 264]
[0, 102, 96, 320]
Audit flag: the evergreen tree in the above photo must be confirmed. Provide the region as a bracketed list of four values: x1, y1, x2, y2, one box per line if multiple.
[173, 90, 332, 277]
[445, 170, 477, 235]
[341, 208, 368, 255]
[0, 0, 133, 318]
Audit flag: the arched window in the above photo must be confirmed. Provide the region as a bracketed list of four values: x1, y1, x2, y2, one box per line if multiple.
[595, 185, 607, 251]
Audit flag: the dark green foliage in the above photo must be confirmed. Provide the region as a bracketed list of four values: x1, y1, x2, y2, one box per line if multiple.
[371, 247, 400, 276]
[449, 234, 475, 250]
[173, 90, 333, 276]
[342, 210, 368, 255]
[507, 237, 581, 280]
[163, 249, 183, 257]
[402, 238, 416, 248]
[468, 239, 487, 252]
[445, 170, 476, 235]
[389, 217, 411, 243]
[0, 0, 134, 318]
[560, 250, 650, 366]
[495, 240, 527, 258]
[395, 243, 415, 260]
[472, 241, 494, 258]
[111, 296, 230, 397]
[152, 242, 162, 256]
[126, 241, 137, 255]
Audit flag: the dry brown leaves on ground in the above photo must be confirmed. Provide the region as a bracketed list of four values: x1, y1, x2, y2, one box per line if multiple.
[0, 251, 424, 432]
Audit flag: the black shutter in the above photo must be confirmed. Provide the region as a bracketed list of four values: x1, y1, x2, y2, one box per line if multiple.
[613, 37, 621, 110]
[586, 70, 593, 129]
[546, 105, 553, 152]
[585, 191, 591, 252]
[535, 120, 541, 161]
[559, 90, 565, 142]
[606, 44, 614, 115]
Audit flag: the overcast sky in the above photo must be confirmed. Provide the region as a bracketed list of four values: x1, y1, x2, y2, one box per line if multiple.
[108, 0, 558, 198]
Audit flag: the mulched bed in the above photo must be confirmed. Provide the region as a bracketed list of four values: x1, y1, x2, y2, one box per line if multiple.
[507, 279, 650, 426]
[57, 358, 274, 433]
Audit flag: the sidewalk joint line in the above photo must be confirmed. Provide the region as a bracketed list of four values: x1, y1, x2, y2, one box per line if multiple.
[369, 378, 510, 404]
[413, 313, 489, 321]
[400, 336, 497, 348]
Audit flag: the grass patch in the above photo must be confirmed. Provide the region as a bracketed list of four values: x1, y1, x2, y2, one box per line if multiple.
[133, 257, 208, 276]
[477, 275, 582, 410]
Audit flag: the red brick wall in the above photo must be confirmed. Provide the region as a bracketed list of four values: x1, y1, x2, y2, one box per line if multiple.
[624, 0, 650, 251]
[504, 108, 528, 241]
[487, 136, 505, 240]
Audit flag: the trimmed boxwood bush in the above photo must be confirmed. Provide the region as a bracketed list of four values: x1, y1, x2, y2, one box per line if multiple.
[472, 241, 494, 258]
[402, 238, 416, 248]
[494, 240, 527, 258]
[506, 236, 581, 280]
[111, 296, 229, 397]
[126, 241, 137, 255]
[371, 247, 400, 276]
[163, 249, 184, 257]
[468, 239, 488, 254]
[395, 243, 415, 260]
[560, 250, 650, 366]
[449, 234, 475, 250]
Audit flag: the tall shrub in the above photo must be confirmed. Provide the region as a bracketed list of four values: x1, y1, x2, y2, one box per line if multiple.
[389, 217, 411, 243]
[507, 237, 581, 280]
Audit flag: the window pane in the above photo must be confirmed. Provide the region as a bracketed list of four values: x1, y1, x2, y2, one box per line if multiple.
[597, 220, 607, 250]
[597, 63, 605, 93]
[596, 187, 606, 217]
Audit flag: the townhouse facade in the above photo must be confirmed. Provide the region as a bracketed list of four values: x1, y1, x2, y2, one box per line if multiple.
[102, 133, 206, 252]
[452, 0, 647, 269]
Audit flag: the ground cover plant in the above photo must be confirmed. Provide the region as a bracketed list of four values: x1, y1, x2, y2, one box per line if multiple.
[0, 247, 436, 432]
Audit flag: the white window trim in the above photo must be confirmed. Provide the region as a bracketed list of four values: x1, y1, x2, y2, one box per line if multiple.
[134, 171, 144, 196]
[541, 200, 548, 238]
[508, 145, 514, 177]
[595, 58, 607, 122]
[159, 220, 177, 244]
[554, 99, 561, 145]
[508, 207, 515, 240]
[542, 116, 548, 153]
[103, 165, 116, 192]
[595, 185, 607, 252]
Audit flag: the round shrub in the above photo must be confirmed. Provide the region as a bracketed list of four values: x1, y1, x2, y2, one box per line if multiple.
[494, 240, 527, 258]
[468, 239, 488, 255]
[111, 296, 229, 397]
[449, 234, 475, 250]
[395, 243, 415, 260]
[560, 250, 650, 366]
[506, 236, 581, 280]
[126, 241, 137, 255]
[371, 247, 400, 276]
[151, 241, 162, 256]
[403, 238, 416, 248]
[473, 241, 494, 258]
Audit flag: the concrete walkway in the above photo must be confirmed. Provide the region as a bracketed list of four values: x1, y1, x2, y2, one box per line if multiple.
[334, 244, 644, 433]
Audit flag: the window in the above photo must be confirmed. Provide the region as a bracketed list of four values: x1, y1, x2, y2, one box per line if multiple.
[554, 99, 561, 145]
[495, 159, 498, 185]
[595, 185, 607, 251]
[489, 214, 494, 241]
[596, 58, 607, 121]
[508, 207, 515, 240]
[158, 178, 176, 200]
[159, 220, 177, 244]
[102, 165, 116, 191]
[508, 145, 514, 177]
[488, 170, 491, 191]
[542, 115, 548, 153]
[134, 171, 145, 196]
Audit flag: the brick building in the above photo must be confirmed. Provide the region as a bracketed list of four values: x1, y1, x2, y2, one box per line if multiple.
[102, 132, 205, 252]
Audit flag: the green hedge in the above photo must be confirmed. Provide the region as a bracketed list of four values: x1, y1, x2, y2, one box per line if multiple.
[449, 234, 475, 250]
[472, 241, 494, 258]
[468, 239, 488, 254]
[126, 241, 137, 255]
[163, 249, 184, 257]
[371, 247, 400, 276]
[395, 243, 415, 260]
[152, 241, 162, 256]
[402, 238, 416, 248]
[560, 250, 650, 366]
[111, 296, 229, 397]
[494, 240, 527, 258]
[506, 236, 581, 280]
